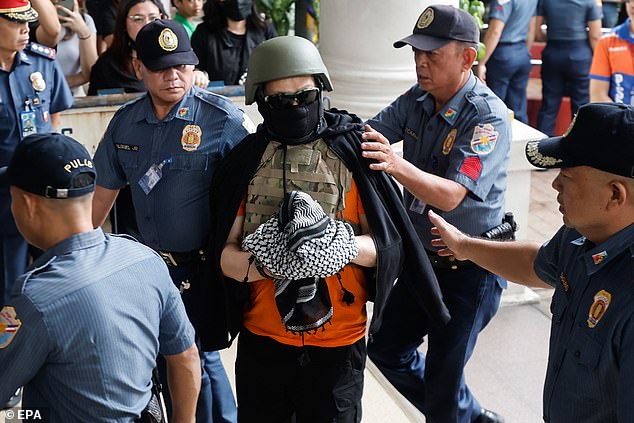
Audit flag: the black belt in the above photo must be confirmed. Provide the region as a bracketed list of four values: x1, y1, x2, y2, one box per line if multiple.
[157, 249, 206, 267]
[426, 250, 474, 271]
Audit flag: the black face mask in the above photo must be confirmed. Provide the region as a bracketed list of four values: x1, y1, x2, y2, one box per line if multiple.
[221, 0, 252, 21]
[258, 99, 323, 145]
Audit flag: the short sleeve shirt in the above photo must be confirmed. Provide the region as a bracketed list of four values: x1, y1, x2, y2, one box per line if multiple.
[589, 20, 634, 104]
[0, 46, 73, 235]
[537, 0, 601, 41]
[93, 86, 252, 251]
[0, 229, 195, 422]
[488, 0, 538, 43]
[367, 72, 512, 250]
[534, 224, 634, 422]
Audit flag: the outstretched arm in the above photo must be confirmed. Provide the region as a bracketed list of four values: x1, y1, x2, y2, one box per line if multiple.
[164, 344, 201, 423]
[429, 210, 549, 288]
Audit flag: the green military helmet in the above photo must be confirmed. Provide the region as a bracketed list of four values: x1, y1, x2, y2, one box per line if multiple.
[245, 35, 333, 105]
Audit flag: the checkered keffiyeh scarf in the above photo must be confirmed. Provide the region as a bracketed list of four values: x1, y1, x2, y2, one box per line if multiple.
[242, 191, 359, 332]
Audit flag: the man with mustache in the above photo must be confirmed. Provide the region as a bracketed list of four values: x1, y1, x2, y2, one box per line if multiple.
[361, 5, 511, 423]
[430, 102, 634, 423]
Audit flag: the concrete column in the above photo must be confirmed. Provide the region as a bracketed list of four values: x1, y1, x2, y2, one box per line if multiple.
[319, 0, 457, 119]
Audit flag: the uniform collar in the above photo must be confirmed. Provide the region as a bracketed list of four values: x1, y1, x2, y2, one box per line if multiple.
[32, 228, 106, 269]
[2, 51, 31, 73]
[578, 223, 634, 276]
[615, 19, 634, 44]
[415, 71, 477, 124]
[136, 86, 197, 124]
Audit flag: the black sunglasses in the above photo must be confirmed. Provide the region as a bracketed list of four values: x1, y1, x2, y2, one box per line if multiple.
[264, 87, 320, 109]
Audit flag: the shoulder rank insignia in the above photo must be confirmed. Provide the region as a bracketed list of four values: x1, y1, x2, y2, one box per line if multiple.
[181, 124, 202, 151]
[0, 306, 22, 349]
[470, 123, 498, 155]
[27, 43, 56, 60]
[588, 290, 611, 328]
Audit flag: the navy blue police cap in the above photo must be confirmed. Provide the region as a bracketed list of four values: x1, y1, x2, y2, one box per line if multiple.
[135, 19, 199, 71]
[0, 133, 96, 198]
[394, 4, 479, 51]
[526, 103, 634, 178]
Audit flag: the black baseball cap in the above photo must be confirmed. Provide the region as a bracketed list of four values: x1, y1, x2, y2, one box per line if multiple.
[394, 5, 479, 51]
[136, 19, 199, 71]
[525, 103, 634, 178]
[0, 133, 96, 198]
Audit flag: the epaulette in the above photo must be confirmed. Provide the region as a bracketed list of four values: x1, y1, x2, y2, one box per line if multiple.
[194, 87, 234, 110]
[107, 233, 140, 243]
[465, 91, 493, 119]
[25, 43, 56, 60]
[17, 255, 57, 293]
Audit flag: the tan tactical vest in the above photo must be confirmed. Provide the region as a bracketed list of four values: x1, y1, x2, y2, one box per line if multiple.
[244, 139, 357, 236]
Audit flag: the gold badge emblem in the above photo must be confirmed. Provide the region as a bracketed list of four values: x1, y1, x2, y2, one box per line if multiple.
[442, 129, 457, 155]
[416, 8, 434, 29]
[29, 71, 46, 92]
[158, 28, 178, 52]
[587, 289, 611, 328]
[181, 124, 202, 151]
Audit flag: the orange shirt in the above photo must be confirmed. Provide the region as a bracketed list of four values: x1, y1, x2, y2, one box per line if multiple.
[590, 25, 634, 103]
[238, 181, 368, 347]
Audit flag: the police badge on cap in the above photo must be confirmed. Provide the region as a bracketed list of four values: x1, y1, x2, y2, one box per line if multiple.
[0, 0, 38, 22]
[136, 20, 198, 71]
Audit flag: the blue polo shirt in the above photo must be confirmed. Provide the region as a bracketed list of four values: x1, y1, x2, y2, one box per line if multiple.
[534, 224, 634, 422]
[489, 0, 538, 44]
[537, 0, 601, 41]
[94, 86, 251, 251]
[0, 45, 73, 235]
[0, 229, 195, 422]
[367, 72, 511, 252]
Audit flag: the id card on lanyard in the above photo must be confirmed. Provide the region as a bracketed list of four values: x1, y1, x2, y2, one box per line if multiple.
[20, 99, 36, 139]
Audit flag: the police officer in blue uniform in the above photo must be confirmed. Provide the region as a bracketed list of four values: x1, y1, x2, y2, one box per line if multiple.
[92, 19, 251, 423]
[430, 102, 634, 423]
[361, 5, 510, 423]
[475, 0, 538, 124]
[0, 0, 73, 306]
[535, 0, 602, 136]
[0, 133, 200, 422]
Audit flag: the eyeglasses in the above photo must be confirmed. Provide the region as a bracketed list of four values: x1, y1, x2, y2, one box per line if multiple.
[128, 14, 161, 24]
[264, 87, 320, 109]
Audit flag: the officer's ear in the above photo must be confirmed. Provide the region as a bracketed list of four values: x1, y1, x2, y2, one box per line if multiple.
[132, 58, 144, 81]
[460, 43, 477, 71]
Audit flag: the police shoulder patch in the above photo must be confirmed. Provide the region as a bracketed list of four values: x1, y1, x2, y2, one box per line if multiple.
[26, 43, 56, 60]
[0, 306, 22, 349]
[470, 124, 498, 155]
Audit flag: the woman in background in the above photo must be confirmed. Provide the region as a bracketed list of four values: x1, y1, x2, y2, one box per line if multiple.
[87, 0, 166, 95]
[56, 0, 98, 96]
[191, 0, 276, 85]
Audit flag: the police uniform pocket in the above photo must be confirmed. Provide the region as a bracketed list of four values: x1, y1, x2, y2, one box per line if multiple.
[568, 326, 602, 370]
[117, 150, 140, 170]
[550, 290, 568, 324]
[170, 153, 208, 171]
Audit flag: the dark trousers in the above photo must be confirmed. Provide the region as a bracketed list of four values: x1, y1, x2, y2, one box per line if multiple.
[537, 40, 592, 136]
[159, 262, 237, 423]
[0, 234, 28, 305]
[235, 329, 366, 423]
[367, 265, 503, 423]
[486, 42, 532, 124]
